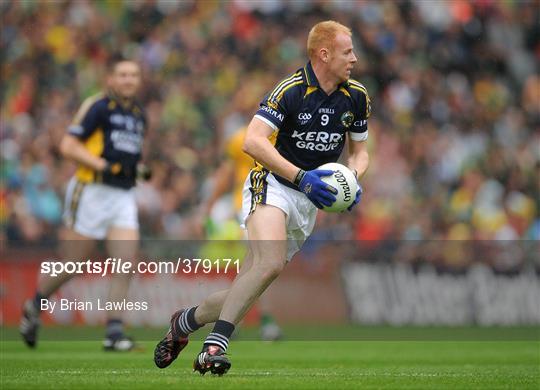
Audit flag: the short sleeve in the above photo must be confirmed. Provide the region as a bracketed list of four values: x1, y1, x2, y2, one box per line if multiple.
[254, 72, 302, 130]
[348, 82, 371, 142]
[68, 96, 104, 140]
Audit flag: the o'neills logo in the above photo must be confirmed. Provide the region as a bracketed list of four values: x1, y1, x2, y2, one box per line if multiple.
[335, 171, 352, 201]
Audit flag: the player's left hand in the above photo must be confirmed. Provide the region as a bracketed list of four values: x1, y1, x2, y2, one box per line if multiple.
[137, 163, 152, 181]
[347, 183, 363, 211]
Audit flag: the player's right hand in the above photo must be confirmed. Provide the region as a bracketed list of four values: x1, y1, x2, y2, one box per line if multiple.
[297, 169, 337, 209]
[103, 161, 125, 176]
[103, 161, 137, 178]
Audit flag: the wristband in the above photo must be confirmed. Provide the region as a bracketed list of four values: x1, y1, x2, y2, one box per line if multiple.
[293, 169, 306, 187]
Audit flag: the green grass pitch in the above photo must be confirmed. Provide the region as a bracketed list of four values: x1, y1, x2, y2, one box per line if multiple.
[1, 326, 538, 389]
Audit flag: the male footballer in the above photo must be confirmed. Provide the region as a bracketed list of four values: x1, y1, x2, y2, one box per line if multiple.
[154, 20, 370, 374]
[20, 55, 149, 351]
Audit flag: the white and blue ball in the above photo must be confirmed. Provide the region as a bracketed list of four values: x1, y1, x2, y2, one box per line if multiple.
[317, 162, 358, 212]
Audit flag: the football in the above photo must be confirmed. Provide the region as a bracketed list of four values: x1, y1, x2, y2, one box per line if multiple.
[317, 162, 358, 212]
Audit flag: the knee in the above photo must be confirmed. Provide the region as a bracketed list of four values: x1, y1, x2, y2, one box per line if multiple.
[256, 260, 285, 281]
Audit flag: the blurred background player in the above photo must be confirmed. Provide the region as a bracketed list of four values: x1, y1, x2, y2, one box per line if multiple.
[19, 55, 150, 351]
[198, 125, 282, 341]
[154, 20, 368, 375]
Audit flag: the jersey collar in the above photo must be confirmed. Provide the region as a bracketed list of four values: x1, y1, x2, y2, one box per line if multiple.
[303, 61, 350, 90]
[303, 61, 319, 87]
[107, 89, 135, 109]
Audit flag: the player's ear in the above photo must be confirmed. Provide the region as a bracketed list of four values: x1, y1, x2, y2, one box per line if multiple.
[105, 73, 114, 88]
[320, 48, 329, 63]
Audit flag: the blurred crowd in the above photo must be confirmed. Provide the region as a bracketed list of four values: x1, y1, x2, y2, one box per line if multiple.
[1, 1, 539, 262]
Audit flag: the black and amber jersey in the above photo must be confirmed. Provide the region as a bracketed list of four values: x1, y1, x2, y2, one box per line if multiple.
[68, 92, 146, 189]
[254, 61, 370, 187]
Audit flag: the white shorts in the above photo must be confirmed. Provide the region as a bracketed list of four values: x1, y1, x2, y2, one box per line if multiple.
[241, 170, 317, 261]
[63, 177, 138, 239]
